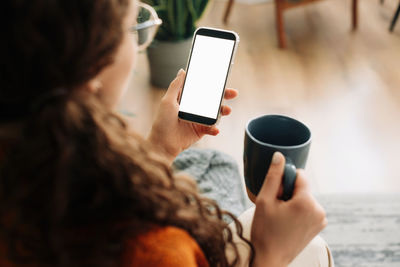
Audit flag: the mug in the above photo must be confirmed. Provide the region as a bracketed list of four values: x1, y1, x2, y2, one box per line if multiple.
[244, 115, 311, 201]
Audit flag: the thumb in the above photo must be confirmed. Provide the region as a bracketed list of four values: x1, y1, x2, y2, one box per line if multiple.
[164, 69, 186, 101]
[258, 152, 286, 201]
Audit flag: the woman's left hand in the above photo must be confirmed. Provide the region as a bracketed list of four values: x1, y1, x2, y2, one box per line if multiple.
[148, 69, 238, 164]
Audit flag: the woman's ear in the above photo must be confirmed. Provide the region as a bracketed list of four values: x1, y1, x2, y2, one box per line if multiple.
[86, 79, 103, 94]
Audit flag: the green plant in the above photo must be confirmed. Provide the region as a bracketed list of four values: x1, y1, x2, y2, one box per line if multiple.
[143, 0, 210, 41]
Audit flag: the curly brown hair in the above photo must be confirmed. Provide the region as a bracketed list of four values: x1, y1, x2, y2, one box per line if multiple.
[0, 0, 253, 266]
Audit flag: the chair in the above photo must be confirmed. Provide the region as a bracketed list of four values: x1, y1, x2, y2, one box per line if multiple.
[381, 0, 400, 32]
[223, 0, 359, 48]
[389, 1, 400, 32]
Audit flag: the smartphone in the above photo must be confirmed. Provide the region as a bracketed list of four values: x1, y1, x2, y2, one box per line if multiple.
[178, 27, 239, 126]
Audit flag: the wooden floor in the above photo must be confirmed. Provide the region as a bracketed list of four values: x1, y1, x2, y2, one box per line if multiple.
[120, 0, 400, 194]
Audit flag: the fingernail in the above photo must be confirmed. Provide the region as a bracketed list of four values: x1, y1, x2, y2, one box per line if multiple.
[177, 68, 184, 76]
[272, 152, 282, 165]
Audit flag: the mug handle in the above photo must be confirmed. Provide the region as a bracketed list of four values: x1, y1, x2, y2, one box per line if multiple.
[282, 159, 297, 201]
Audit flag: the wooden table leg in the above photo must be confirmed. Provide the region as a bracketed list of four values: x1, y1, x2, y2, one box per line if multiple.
[276, 0, 286, 48]
[352, 0, 358, 30]
[223, 0, 235, 24]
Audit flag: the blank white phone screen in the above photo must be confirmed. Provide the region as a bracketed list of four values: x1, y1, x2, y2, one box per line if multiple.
[179, 35, 235, 119]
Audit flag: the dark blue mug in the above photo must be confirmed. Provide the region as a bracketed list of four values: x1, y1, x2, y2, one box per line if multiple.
[244, 115, 311, 201]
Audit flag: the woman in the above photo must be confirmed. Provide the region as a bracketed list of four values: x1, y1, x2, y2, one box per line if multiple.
[0, 0, 330, 266]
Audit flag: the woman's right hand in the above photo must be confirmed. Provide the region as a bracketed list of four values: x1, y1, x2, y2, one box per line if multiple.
[250, 152, 327, 267]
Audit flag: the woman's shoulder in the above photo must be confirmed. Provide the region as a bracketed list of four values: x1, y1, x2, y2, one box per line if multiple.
[123, 225, 209, 267]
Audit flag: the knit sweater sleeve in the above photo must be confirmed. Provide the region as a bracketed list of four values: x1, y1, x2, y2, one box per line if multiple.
[122, 226, 209, 267]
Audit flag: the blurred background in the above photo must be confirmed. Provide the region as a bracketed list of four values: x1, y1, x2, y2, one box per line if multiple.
[121, 0, 400, 195]
[121, 2, 400, 264]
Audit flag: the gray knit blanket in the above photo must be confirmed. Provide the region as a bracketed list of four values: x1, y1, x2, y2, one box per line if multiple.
[173, 148, 252, 217]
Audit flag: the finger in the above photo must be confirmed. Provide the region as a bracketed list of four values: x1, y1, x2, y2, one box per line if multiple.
[291, 170, 310, 196]
[203, 126, 219, 136]
[224, 88, 238, 100]
[258, 152, 286, 201]
[220, 105, 232, 116]
[164, 69, 186, 101]
[277, 184, 284, 199]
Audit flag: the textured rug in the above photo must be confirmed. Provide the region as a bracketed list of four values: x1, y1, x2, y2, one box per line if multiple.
[175, 149, 400, 267]
[318, 194, 400, 267]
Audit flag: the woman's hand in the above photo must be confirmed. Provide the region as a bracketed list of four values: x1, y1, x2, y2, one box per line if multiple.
[148, 69, 238, 164]
[251, 152, 327, 267]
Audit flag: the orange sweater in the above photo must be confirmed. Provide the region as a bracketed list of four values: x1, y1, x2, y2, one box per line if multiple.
[0, 226, 209, 267]
[123, 226, 209, 267]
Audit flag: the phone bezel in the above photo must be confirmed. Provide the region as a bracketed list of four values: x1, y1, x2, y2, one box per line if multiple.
[178, 27, 238, 126]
